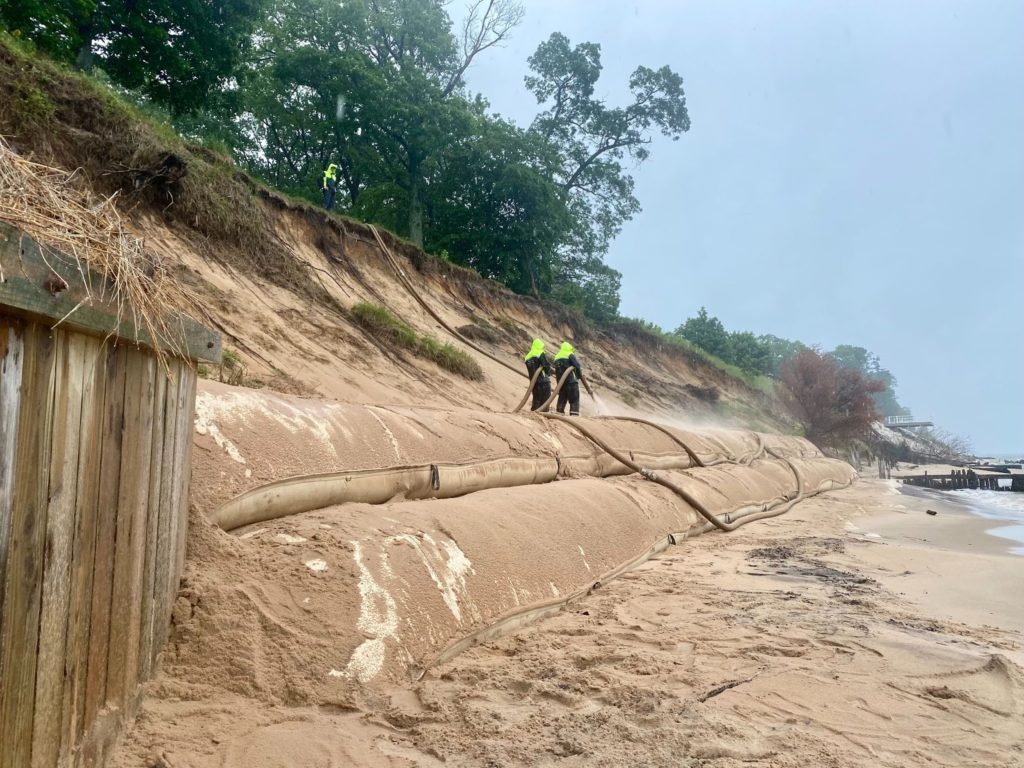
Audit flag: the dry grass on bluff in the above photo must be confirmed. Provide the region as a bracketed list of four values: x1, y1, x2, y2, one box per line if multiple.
[0, 33, 328, 304]
[352, 302, 484, 381]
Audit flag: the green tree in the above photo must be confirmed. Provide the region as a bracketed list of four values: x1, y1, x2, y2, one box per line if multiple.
[0, 0, 264, 114]
[674, 307, 731, 360]
[728, 331, 772, 375]
[425, 111, 571, 295]
[758, 334, 806, 376]
[550, 257, 622, 323]
[524, 32, 689, 318]
[0, 0, 90, 60]
[828, 344, 908, 418]
[236, 0, 524, 247]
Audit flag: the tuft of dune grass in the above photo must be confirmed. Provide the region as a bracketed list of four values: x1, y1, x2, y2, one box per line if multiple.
[352, 302, 484, 381]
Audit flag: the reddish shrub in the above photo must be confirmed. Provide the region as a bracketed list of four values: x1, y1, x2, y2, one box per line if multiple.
[780, 348, 884, 448]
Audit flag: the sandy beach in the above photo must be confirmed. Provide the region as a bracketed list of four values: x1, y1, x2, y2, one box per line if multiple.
[111, 477, 1024, 768]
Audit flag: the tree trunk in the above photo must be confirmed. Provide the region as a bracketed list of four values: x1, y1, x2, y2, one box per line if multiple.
[407, 170, 424, 248]
[74, 15, 96, 70]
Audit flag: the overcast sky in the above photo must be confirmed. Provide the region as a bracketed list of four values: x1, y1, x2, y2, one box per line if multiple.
[457, 0, 1023, 455]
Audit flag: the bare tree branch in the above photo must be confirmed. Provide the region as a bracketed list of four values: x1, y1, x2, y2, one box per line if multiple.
[442, 0, 524, 97]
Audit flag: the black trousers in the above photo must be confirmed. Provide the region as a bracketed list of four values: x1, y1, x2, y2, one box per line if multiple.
[531, 377, 551, 411]
[557, 380, 580, 416]
[323, 184, 337, 210]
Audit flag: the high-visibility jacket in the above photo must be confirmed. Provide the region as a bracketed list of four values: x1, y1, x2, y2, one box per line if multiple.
[322, 164, 338, 189]
[553, 342, 582, 383]
[525, 338, 545, 361]
[524, 339, 551, 379]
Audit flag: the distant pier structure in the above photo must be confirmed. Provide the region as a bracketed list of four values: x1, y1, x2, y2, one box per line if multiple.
[884, 415, 935, 429]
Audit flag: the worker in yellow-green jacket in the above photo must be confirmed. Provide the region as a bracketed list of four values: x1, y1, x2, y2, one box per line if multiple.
[524, 338, 552, 411]
[553, 341, 584, 416]
[322, 163, 339, 210]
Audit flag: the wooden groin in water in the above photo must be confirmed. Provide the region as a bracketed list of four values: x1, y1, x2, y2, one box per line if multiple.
[0, 223, 218, 768]
[895, 466, 1024, 492]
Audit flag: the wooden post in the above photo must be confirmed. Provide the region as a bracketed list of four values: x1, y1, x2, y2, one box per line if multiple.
[0, 324, 57, 768]
[31, 333, 88, 768]
[60, 336, 104, 759]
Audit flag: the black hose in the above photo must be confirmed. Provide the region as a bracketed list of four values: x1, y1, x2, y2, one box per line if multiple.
[592, 415, 707, 468]
[539, 412, 804, 533]
[368, 224, 527, 379]
[512, 367, 544, 412]
[539, 368, 574, 412]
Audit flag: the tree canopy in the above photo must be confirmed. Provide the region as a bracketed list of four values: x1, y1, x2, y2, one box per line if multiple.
[669, 307, 908, 425]
[36, 0, 685, 321]
[0, 0, 264, 113]
[525, 32, 689, 287]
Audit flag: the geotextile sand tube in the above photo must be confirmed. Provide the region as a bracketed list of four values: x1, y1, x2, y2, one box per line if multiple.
[196, 384, 838, 533]
[594, 414, 708, 467]
[212, 456, 560, 531]
[540, 412, 776, 532]
[183, 387, 858, 687]
[210, 449, 703, 531]
[198, 462, 856, 687]
[418, 452, 857, 675]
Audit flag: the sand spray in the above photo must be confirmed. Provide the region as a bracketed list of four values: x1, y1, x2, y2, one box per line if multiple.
[588, 391, 610, 416]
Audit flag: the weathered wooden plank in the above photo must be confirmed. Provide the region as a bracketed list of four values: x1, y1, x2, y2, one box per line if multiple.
[0, 223, 221, 364]
[105, 350, 146, 710]
[151, 362, 180, 668]
[173, 366, 197, 580]
[0, 322, 57, 768]
[0, 317, 24, 684]
[82, 343, 128, 728]
[60, 334, 105, 758]
[120, 350, 156, 715]
[31, 331, 88, 768]
[138, 365, 167, 682]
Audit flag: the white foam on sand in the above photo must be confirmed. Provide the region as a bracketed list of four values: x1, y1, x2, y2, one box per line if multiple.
[344, 541, 399, 683]
[195, 389, 347, 463]
[194, 391, 247, 463]
[384, 533, 477, 622]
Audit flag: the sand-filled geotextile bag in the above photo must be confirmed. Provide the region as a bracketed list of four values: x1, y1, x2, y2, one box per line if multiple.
[172, 383, 856, 692]
[173, 464, 855, 693]
[192, 381, 834, 530]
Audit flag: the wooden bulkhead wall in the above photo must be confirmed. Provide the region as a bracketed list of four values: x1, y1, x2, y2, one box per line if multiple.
[0, 222, 219, 767]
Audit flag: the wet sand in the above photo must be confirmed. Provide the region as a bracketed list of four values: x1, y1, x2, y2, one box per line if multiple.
[111, 479, 1024, 767]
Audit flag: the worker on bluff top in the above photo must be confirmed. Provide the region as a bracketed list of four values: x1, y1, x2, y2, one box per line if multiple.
[553, 341, 584, 416]
[322, 163, 339, 210]
[524, 338, 552, 411]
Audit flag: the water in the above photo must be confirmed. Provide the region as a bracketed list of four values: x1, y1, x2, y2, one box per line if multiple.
[945, 489, 1024, 555]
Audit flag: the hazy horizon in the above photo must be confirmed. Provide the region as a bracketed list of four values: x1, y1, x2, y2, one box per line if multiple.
[457, 0, 1022, 455]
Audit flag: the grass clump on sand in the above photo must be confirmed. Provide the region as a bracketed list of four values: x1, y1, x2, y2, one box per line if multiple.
[352, 302, 484, 381]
